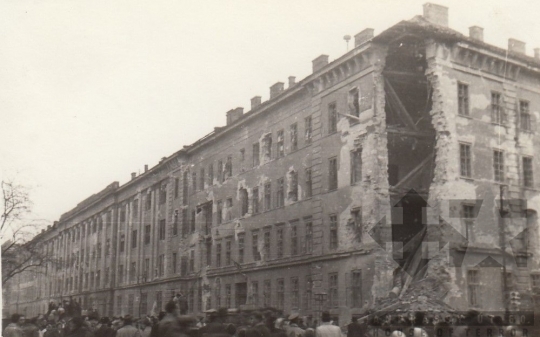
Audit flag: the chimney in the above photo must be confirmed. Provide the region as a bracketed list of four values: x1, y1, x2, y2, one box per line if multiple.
[354, 28, 374, 47]
[270, 82, 284, 99]
[131, 172, 137, 180]
[423, 3, 449, 27]
[144, 164, 148, 172]
[251, 96, 262, 109]
[312, 55, 329, 72]
[288, 76, 296, 87]
[226, 107, 244, 125]
[469, 26, 484, 42]
[509, 38, 526, 54]
[534, 48, 540, 60]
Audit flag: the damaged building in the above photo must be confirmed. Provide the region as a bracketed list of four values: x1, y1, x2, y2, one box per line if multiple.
[6, 3, 540, 326]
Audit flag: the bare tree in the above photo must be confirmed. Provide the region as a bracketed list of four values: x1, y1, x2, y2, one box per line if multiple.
[1, 179, 55, 284]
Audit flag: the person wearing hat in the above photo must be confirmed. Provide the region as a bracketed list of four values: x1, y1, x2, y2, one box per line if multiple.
[315, 312, 340, 337]
[285, 314, 304, 337]
[94, 317, 116, 337]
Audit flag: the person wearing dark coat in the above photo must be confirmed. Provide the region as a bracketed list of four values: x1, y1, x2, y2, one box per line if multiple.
[157, 301, 191, 337]
[94, 317, 116, 337]
[346, 318, 365, 337]
[65, 317, 93, 337]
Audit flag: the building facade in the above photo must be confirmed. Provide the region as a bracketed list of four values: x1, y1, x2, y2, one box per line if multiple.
[5, 3, 540, 325]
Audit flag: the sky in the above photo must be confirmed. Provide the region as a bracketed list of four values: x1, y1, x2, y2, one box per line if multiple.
[2, 0, 540, 232]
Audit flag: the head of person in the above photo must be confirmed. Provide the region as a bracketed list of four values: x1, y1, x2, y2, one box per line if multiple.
[69, 317, 85, 331]
[289, 314, 299, 325]
[305, 328, 315, 337]
[321, 312, 331, 324]
[158, 311, 166, 321]
[11, 314, 22, 325]
[250, 312, 263, 326]
[122, 315, 133, 326]
[99, 317, 111, 327]
[165, 301, 177, 315]
[351, 317, 358, 323]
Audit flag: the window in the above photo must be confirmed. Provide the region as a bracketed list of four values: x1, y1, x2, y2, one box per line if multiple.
[181, 209, 188, 235]
[290, 123, 298, 151]
[156, 291, 163, 312]
[520, 100, 531, 131]
[216, 242, 222, 267]
[523, 156, 534, 187]
[225, 155, 233, 179]
[174, 178, 180, 199]
[493, 150, 504, 182]
[189, 250, 195, 272]
[105, 267, 110, 285]
[252, 187, 259, 214]
[216, 200, 223, 225]
[159, 188, 167, 205]
[288, 171, 298, 201]
[130, 262, 136, 281]
[251, 281, 259, 306]
[206, 242, 212, 267]
[263, 134, 272, 161]
[191, 210, 196, 232]
[97, 243, 102, 259]
[264, 182, 272, 211]
[192, 172, 197, 192]
[215, 279, 221, 308]
[120, 209, 126, 223]
[132, 200, 138, 219]
[240, 148, 245, 161]
[140, 293, 148, 315]
[467, 270, 480, 306]
[208, 164, 214, 185]
[181, 256, 188, 276]
[460, 143, 472, 178]
[351, 149, 362, 184]
[106, 239, 111, 255]
[329, 273, 338, 308]
[225, 284, 231, 308]
[277, 130, 285, 157]
[277, 278, 284, 309]
[329, 157, 338, 191]
[183, 172, 188, 205]
[132, 230, 137, 248]
[349, 88, 360, 117]
[172, 253, 177, 274]
[462, 205, 475, 241]
[263, 280, 271, 307]
[276, 178, 284, 208]
[291, 221, 298, 256]
[351, 270, 362, 308]
[200, 168, 205, 190]
[120, 234, 125, 253]
[305, 218, 313, 254]
[491, 92, 504, 124]
[158, 254, 165, 276]
[329, 102, 338, 133]
[238, 188, 248, 216]
[253, 143, 260, 167]
[264, 230, 271, 258]
[117, 295, 122, 314]
[225, 239, 232, 266]
[238, 234, 245, 263]
[305, 115, 313, 144]
[458, 83, 469, 116]
[276, 226, 284, 258]
[144, 225, 151, 245]
[252, 232, 260, 261]
[305, 168, 312, 198]
[118, 265, 124, 284]
[173, 212, 178, 236]
[127, 294, 134, 316]
[352, 208, 362, 241]
[531, 274, 540, 290]
[159, 219, 166, 240]
[96, 270, 101, 289]
[218, 160, 223, 183]
[291, 277, 299, 309]
[225, 198, 233, 221]
[329, 214, 338, 249]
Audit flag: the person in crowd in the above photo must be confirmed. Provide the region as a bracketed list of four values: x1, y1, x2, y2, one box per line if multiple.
[286, 314, 304, 337]
[199, 309, 227, 337]
[65, 317, 93, 337]
[94, 317, 116, 337]
[4, 314, 25, 337]
[315, 312, 340, 337]
[43, 320, 62, 337]
[116, 315, 140, 337]
[346, 317, 364, 337]
[21, 316, 39, 337]
[158, 301, 190, 337]
[248, 312, 271, 337]
[138, 318, 152, 337]
[304, 329, 315, 337]
[150, 312, 166, 337]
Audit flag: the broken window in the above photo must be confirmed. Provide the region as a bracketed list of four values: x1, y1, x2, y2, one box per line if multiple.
[277, 130, 284, 158]
[351, 149, 362, 185]
[520, 100, 531, 131]
[329, 157, 338, 191]
[467, 269, 480, 307]
[276, 226, 284, 258]
[305, 168, 312, 198]
[290, 123, 298, 151]
[276, 178, 284, 208]
[523, 156, 534, 187]
[252, 231, 260, 261]
[208, 164, 214, 185]
[252, 187, 259, 214]
[458, 83, 469, 116]
[329, 214, 338, 249]
[328, 102, 338, 133]
[491, 92, 505, 124]
[263, 134, 272, 161]
[460, 143, 472, 178]
[192, 172, 197, 192]
[349, 88, 360, 118]
[253, 143, 260, 167]
[305, 217, 313, 254]
[328, 273, 338, 308]
[159, 219, 166, 240]
[217, 200, 223, 225]
[264, 182, 272, 211]
[225, 155, 232, 179]
[238, 234, 245, 263]
[493, 150, 504, 182]
[240, 188, 248, 216]
[305, 115, 312, 144]
[288, 170, 298, 201]
[291, 220, 298, 256]
[351, 270, 362, 308]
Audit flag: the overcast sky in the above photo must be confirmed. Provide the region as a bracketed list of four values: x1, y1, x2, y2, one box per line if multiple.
[2, 0, 540, 230]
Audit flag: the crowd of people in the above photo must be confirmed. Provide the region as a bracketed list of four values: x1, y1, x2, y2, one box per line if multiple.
[2, 299, 532, 337]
